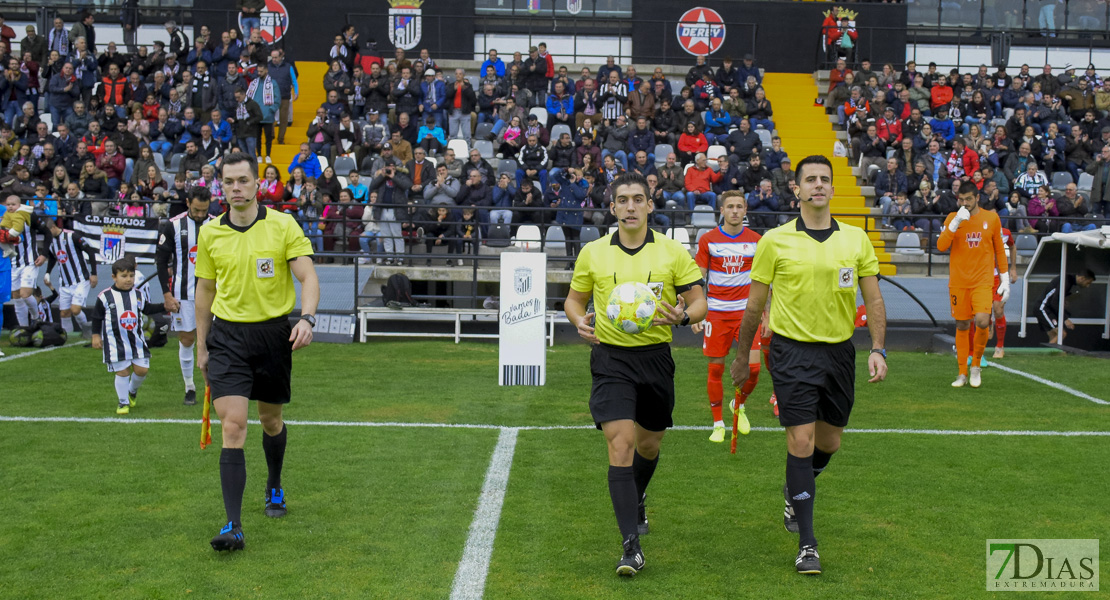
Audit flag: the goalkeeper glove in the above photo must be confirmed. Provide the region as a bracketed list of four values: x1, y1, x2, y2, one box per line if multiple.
[948, 206, 971, 232]
[998, 272, 1011, 304]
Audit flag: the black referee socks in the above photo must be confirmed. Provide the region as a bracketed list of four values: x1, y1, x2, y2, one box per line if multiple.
[632, 451, 658, 500]
[812, 448, 833, 479]
[786, 452, 817, 549]
[220, 448, 247, 527]
[262, 424, 287, 492]
[608, 465, 639, 540]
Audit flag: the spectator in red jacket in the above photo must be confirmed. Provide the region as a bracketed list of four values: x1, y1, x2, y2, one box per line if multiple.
[95, 139, 126, 191]
[827, 58, 851, 94]
[683, 152, 722, 210]
[677, 121, 708, 165]
[930, 78, 954, 111]
[876, 106, 903, 144]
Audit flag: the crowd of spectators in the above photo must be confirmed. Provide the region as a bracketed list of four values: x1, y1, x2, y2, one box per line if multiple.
[828, 57, 1110, 235]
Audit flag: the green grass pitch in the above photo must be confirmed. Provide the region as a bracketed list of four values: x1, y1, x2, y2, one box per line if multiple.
[1, 339, 1106, 599]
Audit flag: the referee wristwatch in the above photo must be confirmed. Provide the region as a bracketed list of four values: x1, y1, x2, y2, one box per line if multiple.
[870, 348, 887, 359]
[679, 311, 690, 327]
[300, 314, 317, 327]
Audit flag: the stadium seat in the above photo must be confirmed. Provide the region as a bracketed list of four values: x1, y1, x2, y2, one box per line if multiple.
[169, 153, 185, 173]
[513, 224, 543, 250]
[486, 223, 512, 247]
[608, 225, 619, 235]
[333, 156, 357, 175]
[696, 228, 713, 244]
[447, 138, 469, 159]
[498, 159, 518, 177]
[153, 153, 166, 171]
[467, 75, 480, 90]
[669, 80, 683, 96]
[706, 145, 727, 161]
[894, 231, 924, 255]
[756, 129, 772, 147]
[544, 225, 567, 255]
[886, 147, 897, 159]
[474, 122, 495, 141]
[670, 227, 691, 248]
[1016, 233, 1039, 257]
[425, 156, 437, 168]
[550, 123, 572, 141]
[580, 226, 601, 244]
[337, 175, 348, 189]
[40, 113, 53, 132]
[474, 139, 494, 159]
[1078, 173, 1094, 192]
[317, 155, 330, 172]
[690, 205, 717, 229]
[654, 144, 673, 165]
[683, 163, 694, 176]
[1051, 172, 1071, 191]
[529, 107, 548, 125]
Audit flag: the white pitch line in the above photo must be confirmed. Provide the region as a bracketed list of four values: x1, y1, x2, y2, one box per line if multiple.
[0, 415, 1109, 437]
[0, 341, 84, 363]
[450, 427, 519, 600]
[989, 363, 1110, 405]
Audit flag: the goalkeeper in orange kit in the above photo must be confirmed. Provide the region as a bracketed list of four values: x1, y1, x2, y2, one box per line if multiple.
[936, 181, 1009, 388]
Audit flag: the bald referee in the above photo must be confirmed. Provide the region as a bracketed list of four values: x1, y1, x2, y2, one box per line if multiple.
[195, 151, 320, 552]
[730, 155, 888, 575]
[565, 171, 707, 577]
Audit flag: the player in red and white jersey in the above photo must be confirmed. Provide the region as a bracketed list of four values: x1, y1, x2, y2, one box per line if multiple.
[694, 191, 766, 443]
[985, 200, 1017, 358]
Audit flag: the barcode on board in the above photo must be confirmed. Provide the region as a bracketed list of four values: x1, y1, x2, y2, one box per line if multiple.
[502, 364, 541, 386]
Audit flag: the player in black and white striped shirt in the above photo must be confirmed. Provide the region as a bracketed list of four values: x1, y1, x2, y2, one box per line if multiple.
[45, 220, 98, 337]
[91, 257, 167, 415]
[6, 194, 50, 328]
[155, 188, 214, 406]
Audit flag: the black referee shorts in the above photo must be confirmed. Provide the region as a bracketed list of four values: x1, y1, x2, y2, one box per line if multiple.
[769, 335, 856, 428]
[207, 316, 293, 404]
[589, 342, 675, 432]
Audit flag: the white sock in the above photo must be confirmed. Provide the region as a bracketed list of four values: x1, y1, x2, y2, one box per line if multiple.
[23, 296, 37, 320]
[114, 375, 130, 403]
[179, 342, 195, 391]
[14, 300, 29, 327]
[713, 420, 725, 428]
[60, 317, 73, 333]
[73, 310, 89, 328]
[128, 372, 147, 395]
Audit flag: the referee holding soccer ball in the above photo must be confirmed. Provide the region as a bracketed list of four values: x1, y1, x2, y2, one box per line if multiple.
[730, 155, 888, 576]
[564, 171, 707, 577]
[195, 151, 320, 552]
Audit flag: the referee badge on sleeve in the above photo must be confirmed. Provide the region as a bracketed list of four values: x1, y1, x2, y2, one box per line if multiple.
[839, 267, 854, 288]
[257, 258, 275, 278]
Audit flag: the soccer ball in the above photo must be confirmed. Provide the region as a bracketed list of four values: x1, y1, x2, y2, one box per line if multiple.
[30, 330, 44, 348]
[606, 282, 658, 335]
[9, 328, 31, 347]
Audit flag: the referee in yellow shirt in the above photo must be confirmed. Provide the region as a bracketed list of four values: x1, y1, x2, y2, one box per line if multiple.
[194, 152, 320, 552]
[564, 172, 707, 577]
[730, 155, 888, 575]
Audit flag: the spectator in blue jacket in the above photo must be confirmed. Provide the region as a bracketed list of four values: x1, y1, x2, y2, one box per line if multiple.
[1, 58, 31, 127]
[481, 50, 506, 78]
[205, 108, 233, 146]
[47, 63, 81, 128]
[416, 115, 447, 155]
[491, 173, 515, 224]
[626, 116, 655, 164]
[550, 168, 589, 263]
[419, 68, 447, 129]
[545, 80, 574, 131]
[745, 179, 780, 231]
[702, 97, 732, 146]
[69, 38, 99, 106]
[737, 54, 762, 85]
[929, 105, 957, 143]
[288, 143, 322, 179]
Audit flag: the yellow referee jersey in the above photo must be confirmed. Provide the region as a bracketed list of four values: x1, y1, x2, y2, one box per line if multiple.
[571, 230, 703, 347]
[195, 206, 314, 322]
[750, 218, 879, 344]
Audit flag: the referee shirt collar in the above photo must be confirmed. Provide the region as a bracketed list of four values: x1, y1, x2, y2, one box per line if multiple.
[795, 216, 839, 243]
[610, 228, 655, 256]
[221, 205, 268, 233]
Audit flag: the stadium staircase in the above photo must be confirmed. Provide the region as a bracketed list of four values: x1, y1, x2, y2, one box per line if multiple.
[268, 61, 330, 175]
[761, 72, 894, 275]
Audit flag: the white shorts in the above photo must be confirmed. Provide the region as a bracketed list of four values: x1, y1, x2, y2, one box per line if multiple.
[11, 265, 39, 290]
[171, 299, 196, 332]
[107, 357, 150, 373]
[59, 280, 92, 309]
